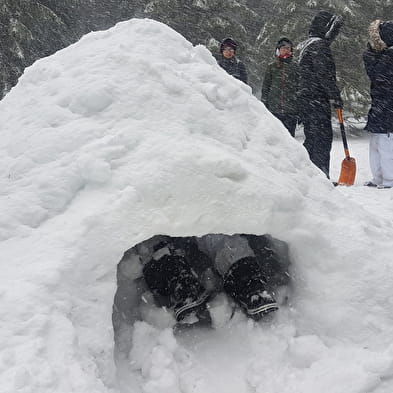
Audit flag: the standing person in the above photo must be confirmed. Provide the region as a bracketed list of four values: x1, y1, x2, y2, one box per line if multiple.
[261, 37, 300, 137]
[298, 11, 343, 178]
[218, 37, 248, 84]
[363, 20, 393, 189]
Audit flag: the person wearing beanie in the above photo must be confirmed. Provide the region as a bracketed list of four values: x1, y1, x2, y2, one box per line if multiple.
[218, 37, 248, 84]
[261, 37, 300, 137]
[298, 10, 343, 179]
[363, 20, 393, 189]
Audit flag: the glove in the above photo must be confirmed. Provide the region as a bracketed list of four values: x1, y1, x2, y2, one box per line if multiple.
[326, 15, 343, 42]
[331, 15, 343, 28]
[330, 98, 343, 109]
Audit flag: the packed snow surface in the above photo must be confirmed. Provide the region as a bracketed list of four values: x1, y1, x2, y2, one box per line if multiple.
[1, 18, 393, 393]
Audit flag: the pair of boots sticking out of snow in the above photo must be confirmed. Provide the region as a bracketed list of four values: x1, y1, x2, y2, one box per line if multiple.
[142, 234, 291, 325]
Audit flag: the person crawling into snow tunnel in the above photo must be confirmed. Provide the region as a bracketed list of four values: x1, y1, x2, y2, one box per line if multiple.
[112, 233, 292, 362]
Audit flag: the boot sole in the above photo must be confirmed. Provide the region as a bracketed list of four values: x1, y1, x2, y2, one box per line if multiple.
[174, 291, 210, 321]
[246, 302, 279, 317]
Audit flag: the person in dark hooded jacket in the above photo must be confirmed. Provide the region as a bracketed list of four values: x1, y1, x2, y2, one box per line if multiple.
[298, 11, 343, 178]
[363, 20, 393, 189]
[218, 38, 248, 84]
[262, 37, 300, 137]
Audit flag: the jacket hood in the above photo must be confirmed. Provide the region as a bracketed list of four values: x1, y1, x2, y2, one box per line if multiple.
[379, 21, 393, 47]
[309, 11, 333, 38]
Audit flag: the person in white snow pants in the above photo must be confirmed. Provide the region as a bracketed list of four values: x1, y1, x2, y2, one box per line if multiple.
[363, 20, 393, 189]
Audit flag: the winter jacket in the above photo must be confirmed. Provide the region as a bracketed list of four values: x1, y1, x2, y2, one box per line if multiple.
[261, 57, 299, 115]
[363, 21, 393, 134]
[218, 57, 248, 84]
[298, 38, 341, 110]
[298, 11, 342, 114]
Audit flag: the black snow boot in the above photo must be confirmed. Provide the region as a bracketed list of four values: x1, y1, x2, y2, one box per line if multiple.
[241, 289, 278, 320]
[173, 285, 210, 322]
[224, 256, 278, 320]
[143, 254, 210, 322]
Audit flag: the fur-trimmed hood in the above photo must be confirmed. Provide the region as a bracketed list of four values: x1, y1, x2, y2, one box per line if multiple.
[368, 20, 387, 51]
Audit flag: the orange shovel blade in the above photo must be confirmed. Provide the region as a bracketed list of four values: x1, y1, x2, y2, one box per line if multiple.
[338, 157, 356, 186]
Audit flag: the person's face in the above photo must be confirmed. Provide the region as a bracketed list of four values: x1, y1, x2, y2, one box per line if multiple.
[222, 47, 235, 59]
[279, 45, 292, 57]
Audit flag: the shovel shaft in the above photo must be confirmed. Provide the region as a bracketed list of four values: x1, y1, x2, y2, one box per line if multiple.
[336, 108, 350, 158]
[336, 107, 356, 185]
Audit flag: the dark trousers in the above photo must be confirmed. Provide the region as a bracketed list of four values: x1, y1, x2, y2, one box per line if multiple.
[302, 100, 333, 178]
[274, 113, 298, 137]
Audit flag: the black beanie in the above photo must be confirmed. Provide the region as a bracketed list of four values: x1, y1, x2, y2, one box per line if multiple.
[220, 38, 238, 53]
[309, 11, 334, 37]
[276, 37, 293, 49]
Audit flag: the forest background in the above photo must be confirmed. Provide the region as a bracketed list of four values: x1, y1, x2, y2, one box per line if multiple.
[1, 0, 393, 121]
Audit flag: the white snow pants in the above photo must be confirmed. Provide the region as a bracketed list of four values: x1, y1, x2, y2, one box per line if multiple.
[369, 133, 393, 187]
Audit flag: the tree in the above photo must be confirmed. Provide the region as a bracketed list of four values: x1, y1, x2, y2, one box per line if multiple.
[1, 0, 392, 119]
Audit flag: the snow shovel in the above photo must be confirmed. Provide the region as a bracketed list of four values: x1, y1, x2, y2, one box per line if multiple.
[336, 108, 356, 186]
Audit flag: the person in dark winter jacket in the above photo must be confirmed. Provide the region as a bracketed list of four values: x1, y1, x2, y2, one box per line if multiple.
[298, 11, 343, 178]
[262, 37, 300, 137]
[218, 38, 248, 84]
[363, 20, 393, 189]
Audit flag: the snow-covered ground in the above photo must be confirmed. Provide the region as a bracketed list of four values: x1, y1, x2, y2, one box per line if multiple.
[331, 137, 393, 223]
[1, 18, 393, 393]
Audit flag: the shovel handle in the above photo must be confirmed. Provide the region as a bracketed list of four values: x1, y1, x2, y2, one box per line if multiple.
[336, 108, 350, 158]
[337, 107, 344, 124]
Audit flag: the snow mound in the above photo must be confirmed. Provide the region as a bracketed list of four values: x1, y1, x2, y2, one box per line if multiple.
[0, 19, 317, 242]
[1, 18, 393, 393]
